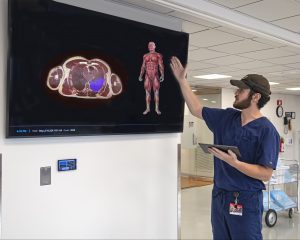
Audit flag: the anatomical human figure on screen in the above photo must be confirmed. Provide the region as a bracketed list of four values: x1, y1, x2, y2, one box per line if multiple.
[139, 42, 164, 115]
[47, 56, 122, 99]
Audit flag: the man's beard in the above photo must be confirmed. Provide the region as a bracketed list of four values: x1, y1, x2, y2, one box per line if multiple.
[233, 95, 252, 110]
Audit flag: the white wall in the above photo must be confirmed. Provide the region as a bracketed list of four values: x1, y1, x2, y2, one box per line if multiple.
[222, 88, 300, 162]
[0, 0, 182, 239]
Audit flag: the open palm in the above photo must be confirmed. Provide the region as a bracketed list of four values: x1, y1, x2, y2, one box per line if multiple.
[170, 56, 187, 83]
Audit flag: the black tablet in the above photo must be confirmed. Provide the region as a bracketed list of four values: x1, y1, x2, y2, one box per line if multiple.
[198, 143, 241, 158]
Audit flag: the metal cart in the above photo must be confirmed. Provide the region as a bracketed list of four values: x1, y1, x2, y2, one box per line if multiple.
[263, 159, 299, 227]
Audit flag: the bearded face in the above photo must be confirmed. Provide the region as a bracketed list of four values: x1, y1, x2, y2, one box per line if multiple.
[233, 89, 254, 110]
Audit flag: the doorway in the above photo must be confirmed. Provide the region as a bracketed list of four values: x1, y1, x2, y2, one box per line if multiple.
[181, 87, 221, 187]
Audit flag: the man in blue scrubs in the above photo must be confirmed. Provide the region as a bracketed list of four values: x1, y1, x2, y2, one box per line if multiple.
[170, 57, 280, 240]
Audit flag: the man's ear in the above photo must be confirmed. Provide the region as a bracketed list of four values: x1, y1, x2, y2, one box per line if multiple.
[252, 93, 261, 103]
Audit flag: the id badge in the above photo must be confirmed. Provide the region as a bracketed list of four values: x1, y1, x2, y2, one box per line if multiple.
[229, 203, 243, 216]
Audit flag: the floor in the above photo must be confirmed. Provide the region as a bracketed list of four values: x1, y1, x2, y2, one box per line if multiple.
[181, 185, 300, 240]
[181, 176, 213, 189]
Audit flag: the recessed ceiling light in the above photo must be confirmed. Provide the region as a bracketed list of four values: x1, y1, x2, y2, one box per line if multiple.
[286, 87, 300, 91]
[211, 101, 216, 103]
[193, 74, 232, 79]
[192, 89, 197, 92]
[203, 98, 208, 101]
[269, 82, 279, 85]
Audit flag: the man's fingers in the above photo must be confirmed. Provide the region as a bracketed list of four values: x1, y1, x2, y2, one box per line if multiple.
[170, 58, 176, 69]
[210, 147, 227, 157]
[174, 57, 182, 68]
[228, 150, 236, 158]
[170, 62, 175, 72]
[184, 64, 188, 77]
[171, 56, 182, 68]
[208, 147, 218, 155]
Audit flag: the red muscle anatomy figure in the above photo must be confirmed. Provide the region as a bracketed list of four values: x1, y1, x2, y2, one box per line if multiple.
[139, 42, 164, 115]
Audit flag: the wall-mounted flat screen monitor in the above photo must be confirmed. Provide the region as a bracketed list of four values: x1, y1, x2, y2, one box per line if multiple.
[7, 0, 189, 137]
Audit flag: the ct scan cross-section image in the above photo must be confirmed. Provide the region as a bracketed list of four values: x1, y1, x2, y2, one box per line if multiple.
[47, 56, 123, 99]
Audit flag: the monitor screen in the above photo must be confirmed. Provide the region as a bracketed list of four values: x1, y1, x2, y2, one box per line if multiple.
[7, 0, 189, 137]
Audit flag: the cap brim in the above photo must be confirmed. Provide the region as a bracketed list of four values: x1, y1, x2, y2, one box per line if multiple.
[230, 79, 249, 89]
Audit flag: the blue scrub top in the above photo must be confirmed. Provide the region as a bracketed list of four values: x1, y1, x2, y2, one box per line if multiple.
[202, 107, 280, 191]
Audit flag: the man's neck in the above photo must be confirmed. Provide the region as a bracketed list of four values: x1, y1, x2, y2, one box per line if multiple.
[241, 106, 263, 126]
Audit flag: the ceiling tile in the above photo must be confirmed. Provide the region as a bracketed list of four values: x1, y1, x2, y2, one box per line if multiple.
[203, 55, 253, 65]
[232, 60, 273, 69]
[287, 62, 300, 69]
[107, 0, 174, 13]
[262, 76, 283, 82]
[188, 78, 229, 86]
[254, 65, 293, 74]
[189, 45, 199, 51]
[267, 77, 300, 83]
[215, 26, 255, 38]
[208, 0, 261, 9]
[280, 82, 300, 87]
[200, 66, 241, 73]
[168, 11, 220, 27]
[286, 69, 300, 74]
[224, 70, 252, 78]
[266, 55, 300, 64]
[236, 0, 300, 21]
[188, 48, 228, 61]
[266, 70, 300, 81]
[190, 29, 243, 47]
[272, 15, 300, 33]
[239, 48, 295, 60]
[187, 61, 218, 70]
[279, 46, 300, 54]
[251, 37, 286, 47]
[182, 21, 208, 33]
[208, 81, 231, 87]
[209, 39, 271, 54]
